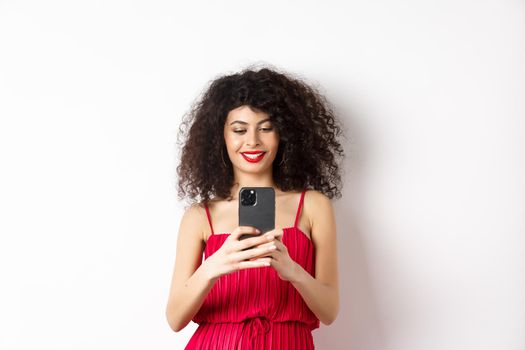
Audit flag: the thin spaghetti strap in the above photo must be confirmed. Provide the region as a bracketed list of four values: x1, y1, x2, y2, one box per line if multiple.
[293, 189, 307, 228]
[204, 202, 215, 235]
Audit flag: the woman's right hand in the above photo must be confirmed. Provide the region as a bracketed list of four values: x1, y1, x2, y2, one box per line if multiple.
[204, 226, 276, 281]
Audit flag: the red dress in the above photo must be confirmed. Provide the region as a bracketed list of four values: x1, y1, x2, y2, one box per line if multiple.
[185, 189, 320, 350]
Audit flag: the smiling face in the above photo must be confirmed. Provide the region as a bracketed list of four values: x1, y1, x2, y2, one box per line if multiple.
[223, 105, 280, 176]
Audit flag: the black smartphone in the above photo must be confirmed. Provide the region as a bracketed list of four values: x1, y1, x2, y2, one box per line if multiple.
[238, 187, 275, 241]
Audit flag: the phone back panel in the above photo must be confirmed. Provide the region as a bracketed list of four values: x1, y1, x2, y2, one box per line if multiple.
[238, 187, 275, 236]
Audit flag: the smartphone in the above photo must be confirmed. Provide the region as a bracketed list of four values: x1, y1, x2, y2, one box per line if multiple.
[238, 187, 275, 241]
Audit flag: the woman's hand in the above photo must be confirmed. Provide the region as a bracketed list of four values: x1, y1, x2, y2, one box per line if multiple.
[203, 226, 277, 282]
[248, 228, 302, 283]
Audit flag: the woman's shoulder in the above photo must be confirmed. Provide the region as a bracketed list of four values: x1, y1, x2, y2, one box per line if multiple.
[204, 196, 231, 210]
[303, 190, 335, 245]
[303, 189, 333, 222]
[177, 202, 209, 242]
[304, 189, 331, 202]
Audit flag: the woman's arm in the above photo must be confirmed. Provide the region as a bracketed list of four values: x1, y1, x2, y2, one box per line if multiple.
[165, 204, 216, 332]
[290, 190, 340, 325]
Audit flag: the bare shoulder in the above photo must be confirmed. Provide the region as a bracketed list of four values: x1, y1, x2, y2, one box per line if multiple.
[303, 190, 335, 242]
[304, 189, 331, 205]
[304, 190, 333, 221]
[170, 202, 207, 278]
[303, 189, 339, 297]
[166, 203, 207, 317]
[179, 202, 207, 243]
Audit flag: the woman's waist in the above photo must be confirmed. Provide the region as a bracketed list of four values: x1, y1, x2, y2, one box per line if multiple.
[194, 315, 319, 329]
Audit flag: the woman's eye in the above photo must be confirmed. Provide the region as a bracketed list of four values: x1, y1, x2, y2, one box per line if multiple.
[233, 127, 273, 134]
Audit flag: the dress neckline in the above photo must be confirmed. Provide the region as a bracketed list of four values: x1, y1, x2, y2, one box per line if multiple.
[205, 226, 313, 246]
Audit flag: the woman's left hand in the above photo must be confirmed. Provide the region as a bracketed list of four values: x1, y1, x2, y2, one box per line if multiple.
[250, 228, 302, 282]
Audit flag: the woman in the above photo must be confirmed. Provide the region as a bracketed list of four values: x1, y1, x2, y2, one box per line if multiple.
[166, 66, 345, 349]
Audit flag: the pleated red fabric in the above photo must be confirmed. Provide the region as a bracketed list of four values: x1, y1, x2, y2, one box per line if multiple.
[185, 189, 320, 350]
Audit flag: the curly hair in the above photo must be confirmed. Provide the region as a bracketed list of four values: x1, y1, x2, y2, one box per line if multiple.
[176, 64, 346, 205]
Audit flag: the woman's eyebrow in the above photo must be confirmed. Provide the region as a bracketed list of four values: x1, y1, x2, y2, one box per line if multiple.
[229, 118, 271, 126]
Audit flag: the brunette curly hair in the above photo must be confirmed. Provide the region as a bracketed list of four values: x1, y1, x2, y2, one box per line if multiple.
[176, 64, 346, 205]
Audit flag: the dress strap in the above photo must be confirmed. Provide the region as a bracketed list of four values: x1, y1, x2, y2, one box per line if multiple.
[293, 189, 307, 228]
[204, 202, 215, 235]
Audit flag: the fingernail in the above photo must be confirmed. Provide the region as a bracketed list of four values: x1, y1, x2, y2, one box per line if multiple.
[256, 229, 261, 233]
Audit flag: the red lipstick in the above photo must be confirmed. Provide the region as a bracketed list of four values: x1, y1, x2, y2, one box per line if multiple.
[241, 151, 266, 163]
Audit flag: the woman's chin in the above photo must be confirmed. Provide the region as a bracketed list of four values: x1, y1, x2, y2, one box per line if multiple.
[233, 164, 272, 174]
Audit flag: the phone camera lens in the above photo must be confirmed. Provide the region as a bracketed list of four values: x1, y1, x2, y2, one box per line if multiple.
[240, 188, 257, 206]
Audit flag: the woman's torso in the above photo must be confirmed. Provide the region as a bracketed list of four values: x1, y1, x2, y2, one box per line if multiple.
[192, 189, 320, 330]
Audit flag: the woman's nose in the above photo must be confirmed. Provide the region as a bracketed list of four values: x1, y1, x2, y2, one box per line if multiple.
[246, 129, 260, 146]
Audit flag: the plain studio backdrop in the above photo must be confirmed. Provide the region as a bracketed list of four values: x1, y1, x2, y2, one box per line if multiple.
[1, 1, 524, 349]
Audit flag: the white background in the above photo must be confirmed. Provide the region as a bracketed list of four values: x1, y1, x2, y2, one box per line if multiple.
[1, 1, 524, 349]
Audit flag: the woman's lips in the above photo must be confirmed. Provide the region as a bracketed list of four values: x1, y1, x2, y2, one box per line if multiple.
[241, 152, 266, 163]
